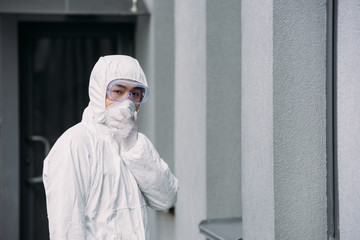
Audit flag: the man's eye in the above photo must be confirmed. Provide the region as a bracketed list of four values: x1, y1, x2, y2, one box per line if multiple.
[132, 92, 140, 96]
[113, 90, 123, 94]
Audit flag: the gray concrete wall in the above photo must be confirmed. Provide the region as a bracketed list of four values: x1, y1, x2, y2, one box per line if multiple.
[206, 0, 242, 219]
[174, 0, 207, 239]
[273, 0, 327, 239]
[241, 0, 275, 238]
[174, 1, 242, 239]
[152, 0, 175, 176]
[242, 0, 328, 239]
[337, 0, 360, 239]
[151, 0, 176, 239]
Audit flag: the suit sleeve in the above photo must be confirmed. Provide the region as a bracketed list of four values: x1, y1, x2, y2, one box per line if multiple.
[121, 133, 179, 210]
[43, 134, 91, 239]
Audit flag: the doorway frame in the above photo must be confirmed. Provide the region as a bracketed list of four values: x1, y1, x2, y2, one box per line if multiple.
[0, 14, 20, 240]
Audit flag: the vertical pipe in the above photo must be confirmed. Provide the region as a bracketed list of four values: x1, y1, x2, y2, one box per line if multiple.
[333, 0, 339, 238]
[326, 0, 334, 238]
[326, 0, 339, 238]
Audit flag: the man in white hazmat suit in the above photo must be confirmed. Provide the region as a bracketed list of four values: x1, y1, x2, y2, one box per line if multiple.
[43, 55, 179, 239]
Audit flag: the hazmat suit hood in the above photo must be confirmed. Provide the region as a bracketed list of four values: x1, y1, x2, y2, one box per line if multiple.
[86, 55, 148, 123]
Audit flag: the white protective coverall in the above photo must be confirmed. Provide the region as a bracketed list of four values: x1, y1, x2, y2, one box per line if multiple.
[43, 55, 179, 240]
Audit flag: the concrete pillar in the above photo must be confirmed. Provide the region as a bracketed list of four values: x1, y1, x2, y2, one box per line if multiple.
[241, 1, 275, 238]
[273, 1, 327, 239]
[242, 0, 328, 239]
[174, 1, 241, 239]
[337, 0, 360, 239]
[136, 0, 176, 239]
[174, 0, 207, 239]
[206, 0, 242, 219]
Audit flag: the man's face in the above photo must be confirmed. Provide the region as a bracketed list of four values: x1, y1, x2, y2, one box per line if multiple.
[105, 83, 141, 110]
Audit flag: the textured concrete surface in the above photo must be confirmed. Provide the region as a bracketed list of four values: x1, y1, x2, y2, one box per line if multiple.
[273, 0, 327, 239]
[206, 0, 242, 219]
[337, 0, 360, 239]
[242, 0, 327, 239]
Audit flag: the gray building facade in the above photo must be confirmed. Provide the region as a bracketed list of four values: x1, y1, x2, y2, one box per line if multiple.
[0, 0, 359, 239]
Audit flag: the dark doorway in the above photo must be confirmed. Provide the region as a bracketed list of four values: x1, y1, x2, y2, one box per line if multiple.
[19, 21, 135, 240]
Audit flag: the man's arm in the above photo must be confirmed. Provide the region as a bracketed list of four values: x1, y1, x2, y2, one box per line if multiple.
[121, 133, 179, 210]
[43, 134, 91, 239]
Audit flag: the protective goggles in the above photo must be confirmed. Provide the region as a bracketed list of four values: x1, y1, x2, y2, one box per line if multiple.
[106, 79, 149, 105]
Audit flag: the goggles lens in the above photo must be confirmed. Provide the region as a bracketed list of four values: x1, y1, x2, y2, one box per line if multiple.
[106, 79, 149, 105]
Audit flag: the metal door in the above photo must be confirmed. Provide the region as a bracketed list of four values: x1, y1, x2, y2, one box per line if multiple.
[19, 21, 134, 240]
